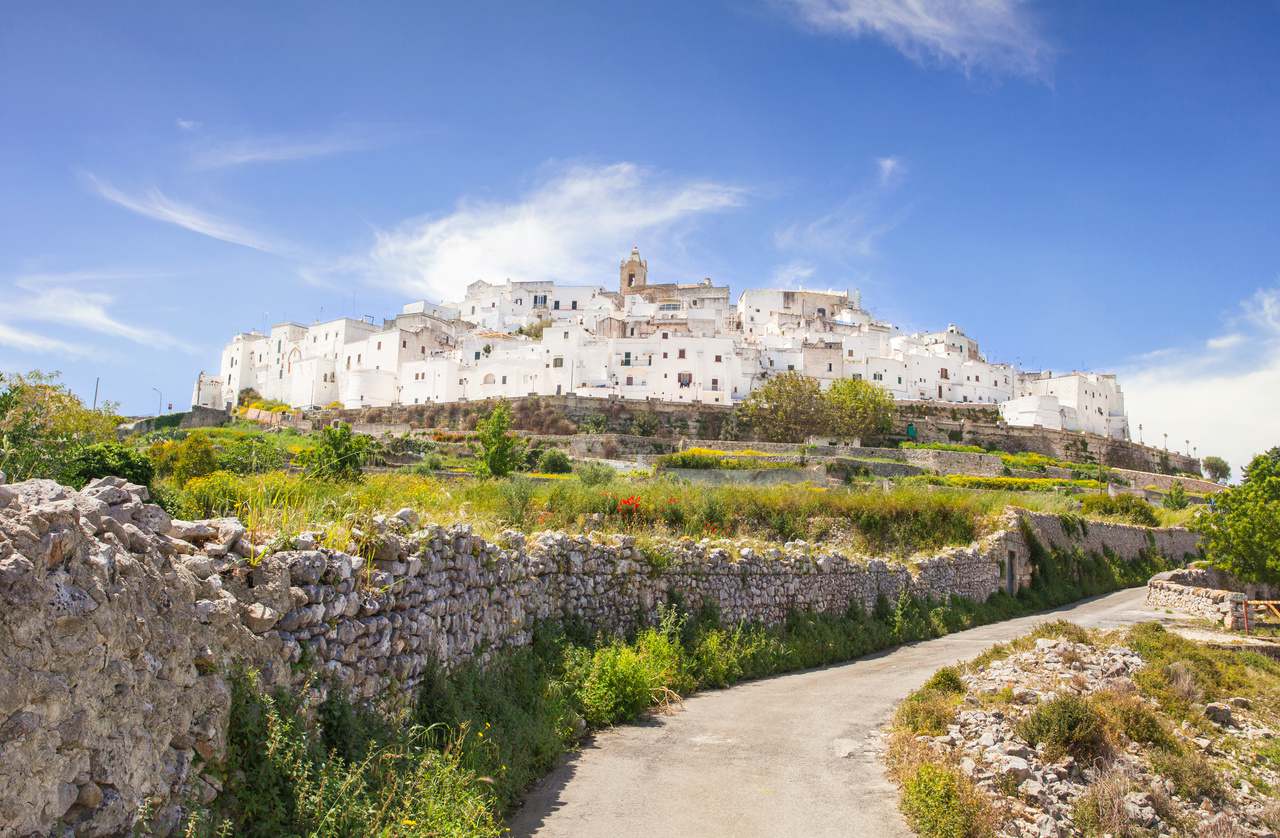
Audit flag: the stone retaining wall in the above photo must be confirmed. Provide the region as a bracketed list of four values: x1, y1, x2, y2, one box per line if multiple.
[0, 477, 1199, 836]
[1145, 567, 1277, 630]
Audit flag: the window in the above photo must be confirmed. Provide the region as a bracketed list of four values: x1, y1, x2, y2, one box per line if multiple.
[563, 331, 569, 339]
[474, 351, 481, 360]
[357, 354, 361, 363]
[787, 364, 794, 371]
[553, 300, 560, 310]
[873, 372, 883, 381]
[662, 352, 668, 359]
[940, 368, 950, 380]
[677, 372, 693, 387]
[571, 300, 578, 310]
[678, 348, 686, 359]
[715, 354, 722, 362]
[277, 340, 281, 352]
[628, 272, 635, 287]
[817, 307, 826, 317]
[534, 294, 547, 307]
[377, 341, 382, 350]
[626, 375, 633, 386]
[552, 357, 564, 368]
[662, 332, 669, 339]
[421, 346, 426, 354]
[402, 340, 407, 348]
[827, 363, 833, 372]
[502, 375, 507, 384]
[515, 298, 523, 305]
[711, 378, 719, 391]
[897, 376, 903, 384]
[623, 351, 632, 366]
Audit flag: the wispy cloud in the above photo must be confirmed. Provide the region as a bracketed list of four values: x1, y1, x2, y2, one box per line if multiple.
[784, 0, 1052, 78]
[190, 126, 384, 169]
[13, 268, 168, 290]
[17, 287, 195, 352]
[364, 162, 746, 300]
[1120, 286, 1280, 481]
[0, 321, 86, 357]
[84, 173, 292, 255]
[771, 261, 817, 287]
[775, 155, 908, 260]
[176, 118, 202, 132]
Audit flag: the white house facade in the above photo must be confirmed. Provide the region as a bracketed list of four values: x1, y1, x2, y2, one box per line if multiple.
[192, 247, 1132, 440]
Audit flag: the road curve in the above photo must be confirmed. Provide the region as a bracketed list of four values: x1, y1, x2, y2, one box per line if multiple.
[509, 587, 1169, 838]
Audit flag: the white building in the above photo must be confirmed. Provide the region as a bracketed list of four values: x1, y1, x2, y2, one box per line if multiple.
[192, 247, 1131, 440]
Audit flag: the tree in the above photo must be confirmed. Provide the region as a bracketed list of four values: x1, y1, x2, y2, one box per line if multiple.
[1202, 455, 1231, 484]
[1195, 447, 1280, 584]
[0, 370, 122, 482]
[739, 372, 830, 443]
[825, 378, 895, 442]
[473, 403, 526, 478]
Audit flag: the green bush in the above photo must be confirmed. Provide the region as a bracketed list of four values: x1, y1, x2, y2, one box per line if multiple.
[1016, 695, 1109, 762]
[1195, 447, 1280, 584]
[922, 666, 965, 694]
[567, 643, 661, 727]
[295, 422, 370, 482]
[497, 477, 536, 526]
[575, 461, 615, 486]
[536, 448, 572, 474]
[895, 690, 961, 736]
[159, 434, 219, 486]
[216, 436, 290, 475]
[1149, 746, 1224, 800]
[61, 441, 153, 488]
[901, 442, 986, 454]
[1161, 482, 1188, 510]
[900, 763, 994, 838]
[473, 403, 527, 478]
[1079, 493, 1159, 527]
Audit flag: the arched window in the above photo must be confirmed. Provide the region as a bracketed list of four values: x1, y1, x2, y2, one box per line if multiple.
[483, 373, 496, 385]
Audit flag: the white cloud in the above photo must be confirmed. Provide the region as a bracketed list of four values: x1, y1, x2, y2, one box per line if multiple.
[775, 197, 901, 259]
[877, 155, 903, 185]
[785, 0, 1052, 77]
[85, 174, 291, 255]
[176, 118, 202, 132]
[1206, 333, 1244, 351]
[364, 162, 745, 300]
[771, 261, 817, 287]
[0, 321, 86, 357]
[1120, 287, 1280, 481]
[191, 127, 382, 169]
[20, 288, 193, 350]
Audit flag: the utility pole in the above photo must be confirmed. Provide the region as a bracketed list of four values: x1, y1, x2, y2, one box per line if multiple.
[152, 387, 163, 417]
[92, 377, 100, 411]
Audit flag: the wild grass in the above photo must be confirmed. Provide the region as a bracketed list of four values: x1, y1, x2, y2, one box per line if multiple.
[159, 470, 1077, 557]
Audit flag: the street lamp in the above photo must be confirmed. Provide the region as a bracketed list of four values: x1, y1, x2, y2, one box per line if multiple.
[1163, 432, 1167, 451]
[1138, 423, 1143, 444]
[152, 387, 163, 417]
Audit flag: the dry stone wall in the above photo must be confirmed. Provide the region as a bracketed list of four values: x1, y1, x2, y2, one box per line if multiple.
[0, 476, 1199, 837]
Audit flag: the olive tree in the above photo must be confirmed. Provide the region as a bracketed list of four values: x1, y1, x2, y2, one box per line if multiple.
[825, 378, 895, 442]
[1201, 455, 1230, 484]
[738, 372, 830, 443]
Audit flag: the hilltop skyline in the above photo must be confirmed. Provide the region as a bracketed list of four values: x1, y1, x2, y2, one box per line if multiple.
[1, 1, 1277, 472]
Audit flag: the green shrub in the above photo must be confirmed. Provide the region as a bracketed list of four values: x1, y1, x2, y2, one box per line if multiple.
[216, 435, 290, 475]
[168, 434, 219, 486]
[1016, 695, 1109, 762]
[1149, 746, 1224, 800]
[1161, 482, 1188, 510]
[1091, 691, 1172, 749]
[1079, 493, 1159, 527]
[900, 762, 995, 838]
[901, 442, 986, 454]
[567, 643, 661, 727]
[575, 461, 615, 486]
[61, 441, 153, 488]
[922, 666, 965, 695]
[293, 423, 371, 482]
[497, 477, 536, 526]
[896, 690, 961, 736]
[536, 449, 572, 474]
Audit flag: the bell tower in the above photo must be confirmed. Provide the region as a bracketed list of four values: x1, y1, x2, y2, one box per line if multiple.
[619, 245, 647, 294]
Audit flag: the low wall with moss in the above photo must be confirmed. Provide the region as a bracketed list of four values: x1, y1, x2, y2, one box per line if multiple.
[0, 476, 1199, 836]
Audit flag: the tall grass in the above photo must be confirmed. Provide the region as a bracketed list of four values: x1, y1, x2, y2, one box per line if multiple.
[162, 470, 1081, 558]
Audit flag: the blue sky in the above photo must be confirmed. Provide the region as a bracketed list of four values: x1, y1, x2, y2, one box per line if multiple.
[1, 1, 1277, 470]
